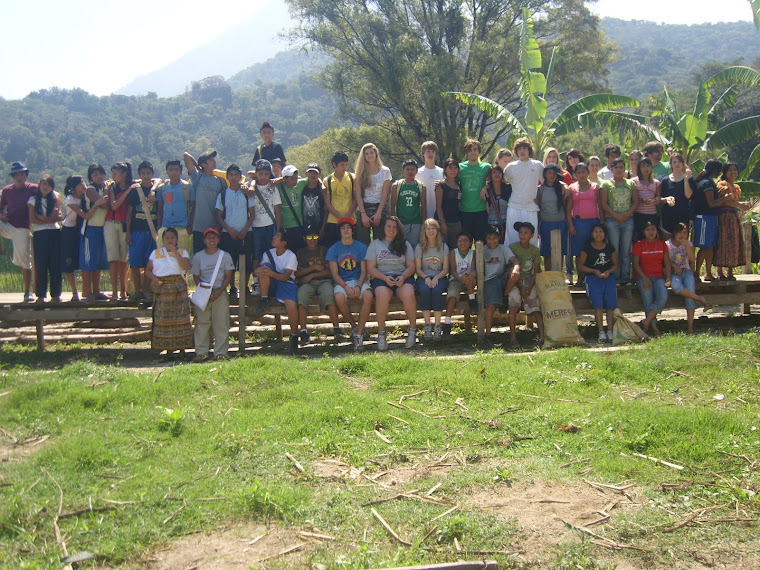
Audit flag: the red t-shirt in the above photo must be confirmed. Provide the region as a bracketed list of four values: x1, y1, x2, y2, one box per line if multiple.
[0, 182, 37, 228]
[106, 188, 129, 223]
[632, 238, 667, 278]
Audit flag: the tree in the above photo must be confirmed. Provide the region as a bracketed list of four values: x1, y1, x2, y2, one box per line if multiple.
[285, 0, 615, 161]
[751, 0, 760, 33]
[446, 8, 660, 157]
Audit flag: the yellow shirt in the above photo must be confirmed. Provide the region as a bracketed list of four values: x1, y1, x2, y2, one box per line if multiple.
[324, 172, 356, 224]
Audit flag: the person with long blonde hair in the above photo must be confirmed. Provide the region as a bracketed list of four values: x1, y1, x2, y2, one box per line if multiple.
[415, 218, 449, 340]
[354, 143, 391, 245]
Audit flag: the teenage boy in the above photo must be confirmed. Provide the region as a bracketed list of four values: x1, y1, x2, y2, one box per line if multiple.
[598, 143, 621, 181]
[327, 217, 373, 351]
[643, 141, 670, 179]
[216, 164, 255, 300]
[126, 161, 159, 300]
[250, 159, 282, 277]
[390, 159, 426, 249]
[301, 164, 326, 239]
[322, 151, 356, 247]
[457, 139, 490, 243]
[482, 226, 518, 345]
[270, 158, 284, 180]
[443, 232, 478, 337]
[253, 230, 300, 354]
[504, 137, 543, 246]
[278, 164, 307, 252]
[417, 141, 443, 220]
[157, 160, 194, 253]
[0, 162, 37, 301]
[190, 227, 234, 362]
[251, 121, 286, 165]
[295, 232, 341, 344]
[507, 222, 545, 349]
[184, 149, 226, 253]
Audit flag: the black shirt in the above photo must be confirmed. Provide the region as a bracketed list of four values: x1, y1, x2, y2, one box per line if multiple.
[693, 178, 720, 216]
[583, 242, 615, 273]
[252, 142, 286, 166]
[301, 185, 325, 234]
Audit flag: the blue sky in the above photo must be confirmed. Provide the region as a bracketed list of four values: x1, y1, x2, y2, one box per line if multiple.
[1, 0, 752, 100]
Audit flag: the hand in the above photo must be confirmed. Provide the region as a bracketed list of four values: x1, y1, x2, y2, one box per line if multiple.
[372, 211, 382, 227]
[665, 196, 676, 207]
[685, 167, 692, 178]
[430, 276, 439, 287]
[303, 274, 313, 283]
[147, 192, 156, 204]
[480, 187, 488, 200]
[126, 232, 132, 245]
[440, 221, 448, 235]
[641, 276, 652, 290]
[154, 277, 163, 287]
[348, 286, 359, 299]
[239, 228, 249, 240]
[664, 280, 671, 288]
[361, 212, 371, 228]
[569, 225, 577, 236]
[227, 229, 240, 240]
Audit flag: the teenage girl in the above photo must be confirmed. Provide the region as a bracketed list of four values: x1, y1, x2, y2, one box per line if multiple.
[632, 157, 662, 241]
[714, 162, 750, 280]
[354, 143, 391, 245]
[578, 223, 618, 342]
[27, 175, 62, 303]
[537, 163, 570, 272]
[415, 219, 449, 340]
[632, 221, 671, 335]
[568, 163, 600, 287]
[627, 150, 642, 179]
[435, 157, 462, 251]
[483, 165, 509, 241]
[544, 147, 573, 185]
[106, 163, 135, 300]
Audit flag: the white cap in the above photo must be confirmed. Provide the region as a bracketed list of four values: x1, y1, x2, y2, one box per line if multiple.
[282, 165, 298, 177]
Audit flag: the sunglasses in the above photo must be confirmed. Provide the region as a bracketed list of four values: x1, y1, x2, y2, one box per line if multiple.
[305, 235, 320, 241]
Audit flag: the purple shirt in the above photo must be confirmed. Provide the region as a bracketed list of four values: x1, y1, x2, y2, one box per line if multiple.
[1, 182, 37, 228]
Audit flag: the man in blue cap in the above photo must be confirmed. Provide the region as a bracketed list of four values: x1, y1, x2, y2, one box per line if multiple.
[0, 162, 37, 301]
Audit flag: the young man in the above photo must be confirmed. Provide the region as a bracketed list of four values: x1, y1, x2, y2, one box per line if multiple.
[326, 217, 373, 351]
[457, 139, 490, 243]
[390, 159, 426, 249]
[322, 151, 356, 247]
[295, 231, 341, 344]
[278, 164, 307, 252]
[253, 230, 300, 354]
[126, 161, 159, 300]
[598, 143, 621, 181]
[250, 159, 282, 277]
[270, 157, 284, 180]
[157, 160, 194, 253]
[184, 149, 226, 253]
[216, 164, 255, 300]
[643, 141, 670, 179]
[190, 227, 235, 362]
[251, 121, 286, 166]
[482, 226, 518, 345]
[0, 162, 37, 301]
[504, 137, 543, 246]
[507, 222, 545, 349]
[301, 164, 326, 240]
[417, 141, 444, 220]
[443, 232, 478, 337]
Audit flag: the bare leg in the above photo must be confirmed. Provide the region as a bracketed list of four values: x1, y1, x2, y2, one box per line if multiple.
[605, 309, 615, 334]
[66, 272, 78, 300]
[358, 290, 373, 334]
[22, 267, 32, 295]
[374, 287, 392, 331]
[595, 308, 604, 334]
[284, 300, 299, 335]
[507, 305, 518, 339]
[327, 303, 340, 328]
[397, 284, 417, 328]
[109, 261, 119, 297]
[686, 308, 695, 334]
[130, 267, 143, 296]
[335, 293, 357, 329]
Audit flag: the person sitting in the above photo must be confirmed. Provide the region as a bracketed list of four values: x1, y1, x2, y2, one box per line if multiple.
[295, 231, 341, 345]
[415, 218, 449, 340]
[507, 222, 545, 349]
[632, 221, 670, 336]
[482, 226, 518, 346]
[443, 232, 478, 338]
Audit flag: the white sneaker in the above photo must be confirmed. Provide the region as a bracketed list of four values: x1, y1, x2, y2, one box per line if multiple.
[424, 324, 432, 339]
[605, 330, 613, 342]
[377, 330, 388, 351]
[433, 324, 442, 340]
[406, 328, 417, 348]
[24, 292, 34, 303]
[598, 331, 607, 343]
[352, 333, 364, 352]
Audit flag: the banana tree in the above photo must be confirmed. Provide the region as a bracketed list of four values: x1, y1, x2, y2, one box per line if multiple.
[444, 7, 663, 156]
[751, 0, 760, 32]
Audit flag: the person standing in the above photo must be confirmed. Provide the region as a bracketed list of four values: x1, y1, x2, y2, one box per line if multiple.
[27, 175, 62, 303]
[157, 160, 194, 253]
[251, 121, 286, 165]
[322, 151, 356, 247]
[417, 141, 444, 221]
[184, 150, 226, 253]
[504, 138, 543, 246]
[354, 143, 392, 245]
[390, 159, 426, 249]
[457, 139, 490, 243]
[599, 158, 638, 284]
[0, 162, 37, 301]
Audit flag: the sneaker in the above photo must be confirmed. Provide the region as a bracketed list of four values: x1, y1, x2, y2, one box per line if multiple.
[299, 329, 310, 344]
[333, 327, 344, 341]
[251, 278, 260, 296]
[598, 330, 606, 343]
[214, 354, 229, 361]
[468, 298, 478, 313]
[433, 324, 442, 340]
[442, 323, 452, 338]
[377, 330, 388, 351]
[192, 354, 209, 363]
[352, 333, 364, 352]
[288, 334, 299, 355]
[605, 330, 614, 342]
[253, 297, 269, 316]
[424, 324, 433, 340]
[405, 328, 417, 348]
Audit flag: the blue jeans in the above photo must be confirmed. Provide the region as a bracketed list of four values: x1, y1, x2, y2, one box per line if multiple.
[670, 268, 697, 310]
[637, 276, 668, 316]
[606, 216, 633, 282]
[417, 276, 448, 311]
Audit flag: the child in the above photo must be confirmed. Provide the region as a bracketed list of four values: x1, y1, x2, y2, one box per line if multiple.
[507, 222, 545, 349]
[322, 151, 355, 246]
[390, 159, 426, 249]
[126, 161, 159, 300]
[270, 157, 284, 180]
[105, 163, 133, 300]
[443, 232, 478, 337]
[578, 223, 618, 342]
[435, 158, 463, 251]
[301, 164, 326, 241]
[27, 175, 62, 303]
[504, 138, 543, 246]
[632, 221, 670, 336]
[250, 159, 282, 278]
[81, 164, 111, 300]
[251, 121, 286, 166]
[483, 165, 510, 241]
[668, 222, 712, 334]
[599, 158, 638, 284]
[253, 230, 300, 354]
[568, 162, 600, 287]
[295, 232, 341, 344]
[216, 164, 255, 300]
[415, 218, 449, 340]
[482, 226, 518, 345]
[537, 163, 570, 272]
[417, 141, 444, 220]
[157, 160, 194, 253]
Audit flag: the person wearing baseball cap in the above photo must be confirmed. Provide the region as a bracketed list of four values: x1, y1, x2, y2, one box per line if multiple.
[251, 121, 286, 166]
[0, 162, 37, 301]
[190, 226, 235, 362]
[300, 163, 326, 243]
[277, 164, 307, 253]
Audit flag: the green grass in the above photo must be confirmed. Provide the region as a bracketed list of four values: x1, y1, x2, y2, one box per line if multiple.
[1, 333, 759, 568]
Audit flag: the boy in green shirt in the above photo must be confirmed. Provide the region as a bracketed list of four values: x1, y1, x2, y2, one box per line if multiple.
[390, 159, 426, 249]
[457, 139, 490, 243]
[507, 222, 544, 349]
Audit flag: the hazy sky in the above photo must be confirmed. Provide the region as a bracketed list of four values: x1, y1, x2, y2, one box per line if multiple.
[1, 0, 753, 100]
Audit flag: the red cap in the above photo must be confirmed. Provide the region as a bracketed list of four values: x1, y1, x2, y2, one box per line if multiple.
[203, 227, 221, 237]
[337, 216, 355, 227]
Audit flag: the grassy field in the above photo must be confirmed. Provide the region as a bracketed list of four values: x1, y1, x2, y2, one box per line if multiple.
[1, 332, 759, 569]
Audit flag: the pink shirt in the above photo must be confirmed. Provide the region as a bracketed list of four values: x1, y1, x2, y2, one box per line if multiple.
[0, 182, 37, 228]
[570, 182, 599, 219]
[634, 177, 660, 215]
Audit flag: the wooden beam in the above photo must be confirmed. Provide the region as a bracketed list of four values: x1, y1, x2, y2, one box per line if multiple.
[35, 320, 45, 351]
[475, 240, 485, 341]
[238, 253, 247, 352]
[550, 228, 562, 272]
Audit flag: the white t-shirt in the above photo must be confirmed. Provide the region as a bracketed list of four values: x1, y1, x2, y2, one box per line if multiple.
[27, 195, 60, 231]
[363, 166, 392, 204]
[417, 165, 444, 220]
[251, 183, 282, 228]
[598, 167, 613, 181]
[504, 159, 543, 211]
[265, 247, 298, 279]
[63, 195, 79, 228]
[149, 248, 190, 277]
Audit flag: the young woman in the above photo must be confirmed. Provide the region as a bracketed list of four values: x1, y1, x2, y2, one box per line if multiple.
[599, 158, 638, 284]
[587, 156, 603, 186]
[483, 165, 510, 241]
[435, 158, 462, 251]
[145, 227, 193, 361]
[626, 150, 642, 179]
[568, 163, 600, 287]
[354, 143, 391, 245]
[659, 153, 694, 237]
[693, 159, 724, 281]
[366, 216, 417, 350]
[563, 148, 585, 184]
[578, 223, 618, 342]
[632, 157, 663, 241]
[494, 148, 513, 170]
[80, 164, 110, 300]
[544, 147, 573, 185]
[668, 222, 712, 334]
[632, 221, 671, 336]
[415, 219, 449, 340]
[714, 162, 749, 280]
[27, 175, 62, 303]
[105, 163, 134, 300]
[537, 163, 570, 271]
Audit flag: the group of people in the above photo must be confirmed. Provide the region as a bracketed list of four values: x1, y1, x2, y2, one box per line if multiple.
[0, 122, 751, 357]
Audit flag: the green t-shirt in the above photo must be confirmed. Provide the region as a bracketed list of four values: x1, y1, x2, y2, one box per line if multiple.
[279, 179, 308, 229]
[601, 178, 636, 213]
[396, 180, 422, 224]
[458, 161, 490, 213]
[652, 161, 670, 179]
[509, 241, 541, 281]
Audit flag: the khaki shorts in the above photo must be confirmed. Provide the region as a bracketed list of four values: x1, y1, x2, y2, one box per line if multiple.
[104, 221, 128, 263]
[507, 278, 541, 314]
[158, 226, 191, 254]
[0, 220, 31, 270]
[297, 278, 335, 308]
[334, 279, 372, 298]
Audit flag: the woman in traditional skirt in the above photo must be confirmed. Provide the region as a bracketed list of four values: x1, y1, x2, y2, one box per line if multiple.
[145, 227, 193, 360]
[714, 162, 750, 281]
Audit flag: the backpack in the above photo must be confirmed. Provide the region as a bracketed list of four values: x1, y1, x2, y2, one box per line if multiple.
[326, 173, 354, 200]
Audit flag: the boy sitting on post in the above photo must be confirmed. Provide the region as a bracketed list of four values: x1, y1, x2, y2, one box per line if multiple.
[295, 231, 341, 345]
[507, 221, 545, 349]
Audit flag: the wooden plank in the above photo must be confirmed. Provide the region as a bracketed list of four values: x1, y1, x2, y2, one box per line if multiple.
[0, 308, 152, 322]
[550, 228, 562, 272]
[475, 241, 485, 341]
[238, 254, 247, 352]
